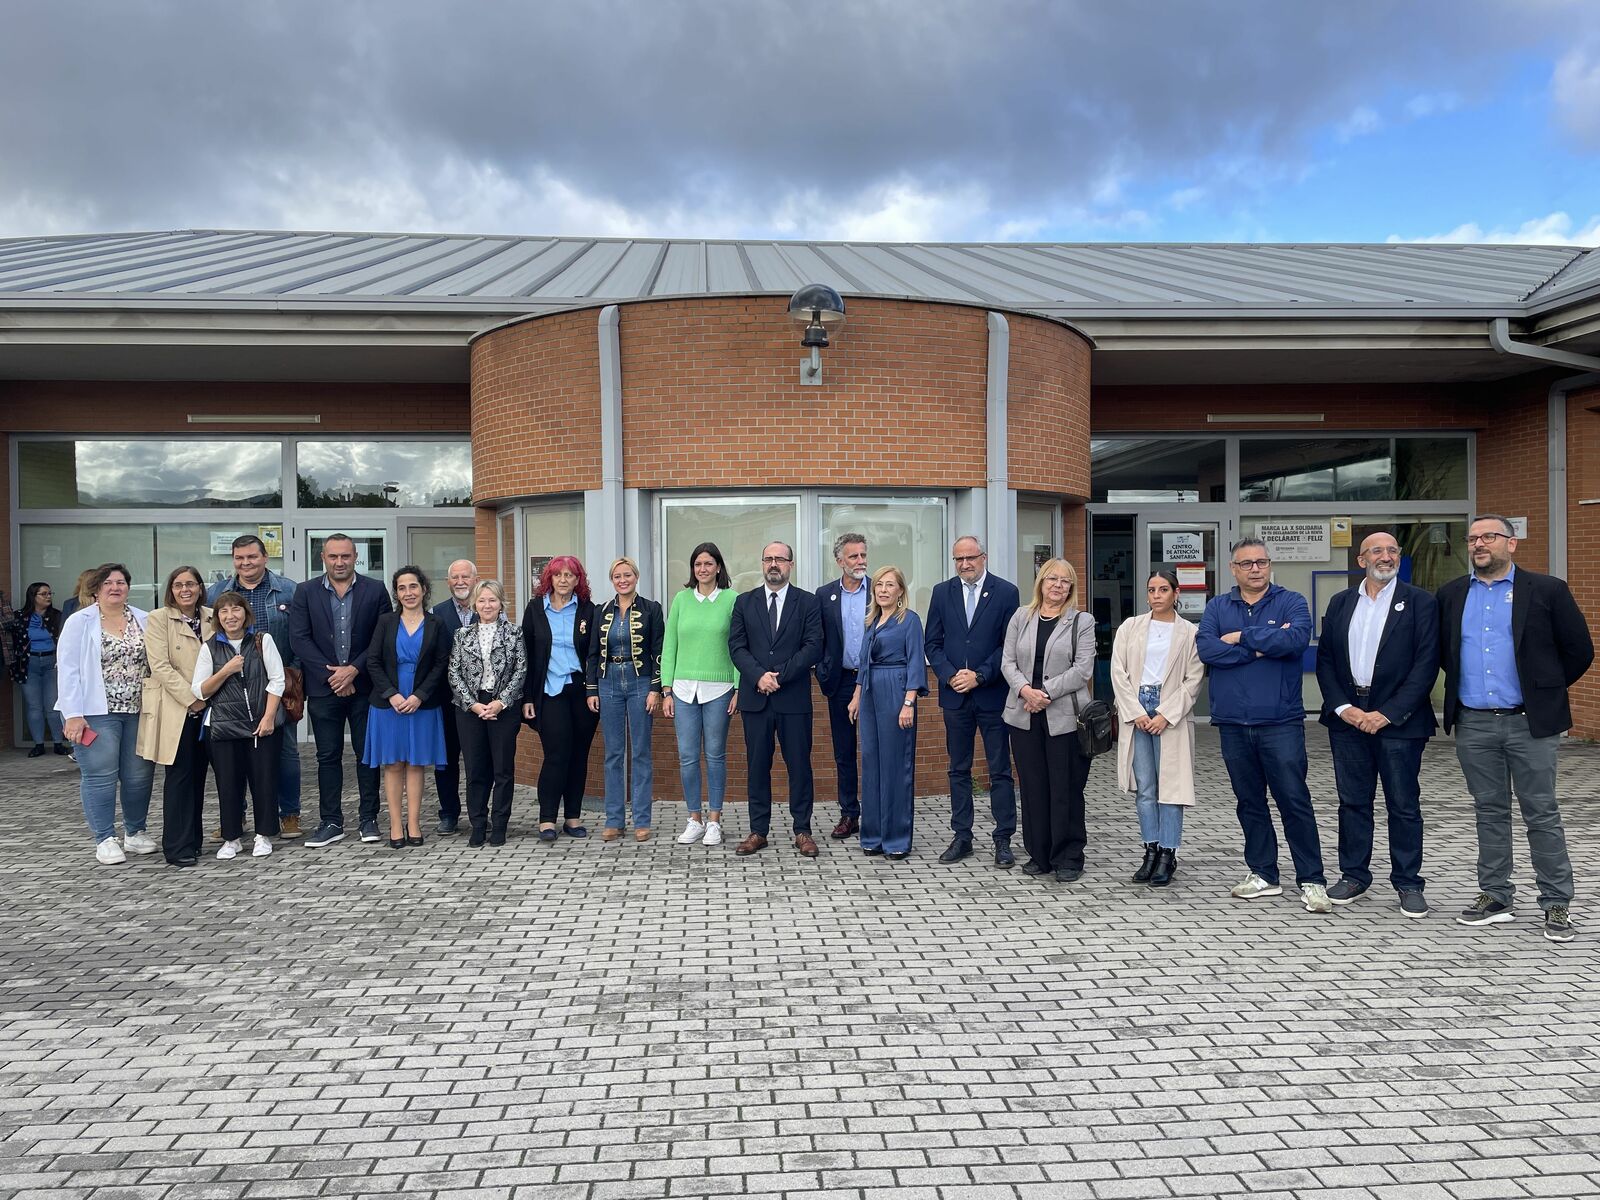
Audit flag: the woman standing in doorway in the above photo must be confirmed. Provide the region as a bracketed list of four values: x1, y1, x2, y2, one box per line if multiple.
[6, 581, 69, 757]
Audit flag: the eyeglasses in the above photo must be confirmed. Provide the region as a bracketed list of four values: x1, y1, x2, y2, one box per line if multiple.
[953, 554, 985, 563]
[1231, 559, 1271, 569]
[761, 555, 792, 564]
[1465, 533, 1511, 545]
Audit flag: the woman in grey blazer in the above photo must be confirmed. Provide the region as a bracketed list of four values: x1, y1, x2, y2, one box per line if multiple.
[1001, 558, 1097, 882]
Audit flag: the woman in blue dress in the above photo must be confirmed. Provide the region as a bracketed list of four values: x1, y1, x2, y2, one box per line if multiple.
[364, 566, 449, 848]
[847, 566, 928, 859]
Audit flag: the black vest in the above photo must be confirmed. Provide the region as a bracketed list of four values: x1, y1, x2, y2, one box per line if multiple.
[206, 635, 269, 741]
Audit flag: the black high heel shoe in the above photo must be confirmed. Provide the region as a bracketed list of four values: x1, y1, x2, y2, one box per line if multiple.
[406, 831, 424, 846]
[389, 834, 405, 848]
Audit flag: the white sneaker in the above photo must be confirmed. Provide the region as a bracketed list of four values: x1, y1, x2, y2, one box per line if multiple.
[252, 835, 273, 858]
[702, 821, 724, 847]
[95, 836, 127, 865]
[1301, 883, 1334, 914]
[677, 819, 706, 845]
[217, 839, 242, 860]
[122, 830, 157, 855]
[1229, 872, 1283, 899]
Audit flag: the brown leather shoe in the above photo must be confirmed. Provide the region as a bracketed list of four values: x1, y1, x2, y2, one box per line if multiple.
[830, 817, 859, 839]
[794, 833, 819, 858]
[734, 833, 768, 856]
[279, 815, 302, 839]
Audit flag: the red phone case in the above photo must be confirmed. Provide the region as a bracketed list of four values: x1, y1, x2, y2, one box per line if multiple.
[78, 726, 98, 747]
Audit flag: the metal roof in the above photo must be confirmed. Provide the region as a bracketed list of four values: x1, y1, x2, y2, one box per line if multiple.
[0, 229, 1592, 317]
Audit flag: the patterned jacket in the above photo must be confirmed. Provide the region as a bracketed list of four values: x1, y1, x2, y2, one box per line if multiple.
[5, 606, 63, 684]
[448, 618, 527, 711]
[585, 596, 664, 695]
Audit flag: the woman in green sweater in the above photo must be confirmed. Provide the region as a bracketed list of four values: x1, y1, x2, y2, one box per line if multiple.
[660, 542, 739, 847]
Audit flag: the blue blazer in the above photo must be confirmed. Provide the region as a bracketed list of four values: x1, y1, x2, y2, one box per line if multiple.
[431, 596, 478, 631]
[287, 573, 393, 699]
[1315, 580, 1440, 739]
[814, 578, 866, 698]
[728, 586, 823, 714]
[924, 573, 1020, 712]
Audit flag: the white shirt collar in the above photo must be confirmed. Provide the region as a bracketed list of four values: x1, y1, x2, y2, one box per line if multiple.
[693, 587, 721, 603]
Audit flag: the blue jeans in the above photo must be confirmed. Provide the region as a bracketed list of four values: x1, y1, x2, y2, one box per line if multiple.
[674, 690, 731, 815]
[1132, 684, 1184, 850]
[599, 665, 653, 830]
[77, 712, 154, 843]
[1218, 722, 1326, 887]
[21, 659, 64, 744]
[277, 717, 302, 816]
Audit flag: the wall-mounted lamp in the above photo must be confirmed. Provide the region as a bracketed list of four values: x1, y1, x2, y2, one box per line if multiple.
[787, 283, 846, 386]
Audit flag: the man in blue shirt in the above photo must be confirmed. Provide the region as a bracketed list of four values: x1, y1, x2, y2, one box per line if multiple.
[1198, 537, 1330, 914]
[1437, 514, 1594, 942]
[815, 532, 869, 840]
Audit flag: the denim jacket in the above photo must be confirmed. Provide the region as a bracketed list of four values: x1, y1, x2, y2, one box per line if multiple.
[208, 569, 299, 670]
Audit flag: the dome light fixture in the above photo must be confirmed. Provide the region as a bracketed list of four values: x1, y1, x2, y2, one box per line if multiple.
[787, 283, 846, 385]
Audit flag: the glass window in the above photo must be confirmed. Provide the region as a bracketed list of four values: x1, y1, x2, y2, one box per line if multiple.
[661, 497, 799, 596]
[296, 441, 471, 508]
[1240, 437, 1468, 503]
[1090, 438, 1225, 503]
[498, 511, 517, 609]
[156, 524, 289, 594]
[20, 524, 158, 610]
[407, 527, 477, 594]
[524, 501, 586, 601]
[18, 439, 282, 509]
[1017, 501, 1058, 584]
[819, 497, 946, 616]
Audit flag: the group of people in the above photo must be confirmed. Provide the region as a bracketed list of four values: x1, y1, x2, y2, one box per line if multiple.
[19, 515, 1592, 941]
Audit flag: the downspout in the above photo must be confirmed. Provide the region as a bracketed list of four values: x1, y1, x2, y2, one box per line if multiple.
[1487, 318, 1600, 580]
[595, 305, 625, 592]
[985, 312, 1014, 582]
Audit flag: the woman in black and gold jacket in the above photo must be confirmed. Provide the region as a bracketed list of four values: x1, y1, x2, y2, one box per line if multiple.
[586, 556, 665, 842]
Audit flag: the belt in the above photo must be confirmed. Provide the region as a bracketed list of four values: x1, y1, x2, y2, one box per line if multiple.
[1462, 704, 1525, 716]
[840, 667, 858, 676]
[605, 655, 635, 664]
[1353, 686, 1371, 699]
[30, 651, 55, 658]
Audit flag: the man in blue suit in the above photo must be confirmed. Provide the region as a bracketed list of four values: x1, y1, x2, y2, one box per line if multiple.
[1315, 531, 1440, 918]
[925, 535, 1020, 866]
[430, 559, 479, 834]
[815, 532, 869, 840]
[288, 534, 392, 848]
[729, 541, 824, 859]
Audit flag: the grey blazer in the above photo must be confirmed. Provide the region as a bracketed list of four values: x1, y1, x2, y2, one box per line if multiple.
[1000, 607, 1097, 735]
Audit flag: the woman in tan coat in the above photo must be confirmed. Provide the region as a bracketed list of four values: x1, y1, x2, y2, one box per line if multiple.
[136, 566, 214, 867]
[1110, 568, 1205, 887]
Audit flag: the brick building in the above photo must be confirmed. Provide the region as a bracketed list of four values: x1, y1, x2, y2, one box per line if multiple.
[2, 232, 1597, 799]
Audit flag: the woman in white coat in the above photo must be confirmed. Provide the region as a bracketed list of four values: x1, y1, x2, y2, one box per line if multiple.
[1110, 568, 1205, 887]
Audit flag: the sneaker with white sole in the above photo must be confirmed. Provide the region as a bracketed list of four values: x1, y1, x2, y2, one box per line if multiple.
[217, 839, 242, 860]
[252, 835, 273, 858]
[1230, 872, 1283, 899]
[703, 821, 724, 847]
[122, 830, 157, 855]
[1301, 883, 1334, 913]
[95, 836, 127, 865]
[677, 819, 706, 845]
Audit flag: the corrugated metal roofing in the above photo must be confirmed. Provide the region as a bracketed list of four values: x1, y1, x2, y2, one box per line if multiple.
[0, 229, 1591, 314]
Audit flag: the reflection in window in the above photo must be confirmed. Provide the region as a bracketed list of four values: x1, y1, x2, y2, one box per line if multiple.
[524, 501, 586, 601]
[297, 441, 471, 508]
[18, 440, 282, 508]
[1240, 438, 1468, 503]
[819, 497, 946, 617]
[1091, 438, 1225, 503]
[20, 524, 158, 609]
[408, 528, 478, 595]
[661, 497, 799, 596]
[1017, 501, 1058, 586]
[156, 524, 287, 592]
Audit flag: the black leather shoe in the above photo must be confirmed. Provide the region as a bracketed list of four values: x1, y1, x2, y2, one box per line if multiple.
[886, 851, 909, 860]
[1021, 859, 1048, 876]
[389, 837, 405, 849]
[939, 838, 973, 864]
[436, 817, 458, 835]
[1132, 842, 1159, 883]
[488, 829, 507, 847]
[994, 842, 1015, 868]
[862, 846, 885, 856]
[407, 834, 424, 847]
[27, 744, 45, 758]
[468, 826, 487, 847]
[1055, 866, 1082, 883]
[1149, 848, 1176, 887]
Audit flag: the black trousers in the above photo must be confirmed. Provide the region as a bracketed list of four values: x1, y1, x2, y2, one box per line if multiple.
[210, 732, 282, 841]
[458, 699, 521, 834]
[308, 691, 378, 828]
[824, 670, 860, 819]
[435, 695, 463, 821]
[162, 714, 209, 863]
[536, 680, 598, 822]
[1011, 714, 1089, 871]
[741, 706, 815, 837]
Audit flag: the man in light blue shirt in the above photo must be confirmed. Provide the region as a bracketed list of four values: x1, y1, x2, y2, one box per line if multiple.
[816, 533, 869, 839]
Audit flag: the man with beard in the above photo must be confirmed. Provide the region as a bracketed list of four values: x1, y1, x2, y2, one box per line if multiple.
[430, 559, 479, 833]
[816, 532, 868, 840]
[1438, 514, 1593, 941]
[1314, 532, 1440, 917]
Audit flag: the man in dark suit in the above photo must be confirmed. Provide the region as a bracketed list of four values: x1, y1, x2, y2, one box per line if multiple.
[924, 535, 1020, 866]
[815, 532, 869, 840]
[288, 534, 393, 848]
[729, 541, 824, 858]
[430, 559, 479, 834]
[1315, 531, 1440, 918]
[1437, 514, 1594, 941]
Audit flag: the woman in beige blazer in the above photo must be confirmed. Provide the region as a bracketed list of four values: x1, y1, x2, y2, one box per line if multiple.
[136, 566, 214, 867]
[1110, 568, 1205, 887]
[1001, 558, 1097, 883]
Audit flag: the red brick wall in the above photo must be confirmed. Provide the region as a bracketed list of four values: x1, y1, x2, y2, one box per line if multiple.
[1010, 317, 1092, 497]
[1568, 384, 1600, 738]
[1473, 377, 1550, 573]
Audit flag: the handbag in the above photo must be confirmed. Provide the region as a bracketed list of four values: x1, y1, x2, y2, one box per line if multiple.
[1065, 612, 1117, 757]
[254, 632, 306, 722]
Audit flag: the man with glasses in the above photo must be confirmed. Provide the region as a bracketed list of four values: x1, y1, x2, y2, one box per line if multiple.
[1198, 537, 1330, 913]
[728, 542, 824, 858]
[1438, 514, 1593, 941]
[925, 535, 1020, 866]
[1314, 531, 1440, 917]
[816, 533, 869, 840]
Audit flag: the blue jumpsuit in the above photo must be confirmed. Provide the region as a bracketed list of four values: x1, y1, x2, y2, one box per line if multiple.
[858, 611, 928, 854]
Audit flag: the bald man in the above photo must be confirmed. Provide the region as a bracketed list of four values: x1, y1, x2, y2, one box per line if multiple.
[430, 559, 479, 832]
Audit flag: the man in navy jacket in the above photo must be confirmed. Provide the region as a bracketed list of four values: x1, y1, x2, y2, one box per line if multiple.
[924, 535, 1020, 867]
[1315, 532, 1439, 917]
[815, 533, 869, 839]
[1198, 537, 1329, 912]
[288, 534, 392, 848]
[430, 559, 479, 833]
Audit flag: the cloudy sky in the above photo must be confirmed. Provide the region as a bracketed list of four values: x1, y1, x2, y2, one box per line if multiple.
[3, 0, 1598, 245]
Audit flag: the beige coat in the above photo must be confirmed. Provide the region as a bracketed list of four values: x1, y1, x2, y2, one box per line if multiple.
[1109, 613, 1205, 806]
[136, 605, 215, 766]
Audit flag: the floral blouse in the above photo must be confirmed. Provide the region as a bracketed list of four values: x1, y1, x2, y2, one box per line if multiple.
[100, 611, 148, 714]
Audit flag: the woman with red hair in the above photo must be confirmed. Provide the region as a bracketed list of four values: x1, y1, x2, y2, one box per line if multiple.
[520, 556, 598, 842]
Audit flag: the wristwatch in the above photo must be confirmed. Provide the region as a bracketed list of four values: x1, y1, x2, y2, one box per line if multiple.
[902, 698, 915, 708]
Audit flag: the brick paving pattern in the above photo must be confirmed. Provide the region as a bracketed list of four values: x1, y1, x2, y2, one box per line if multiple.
[1, 727, 1597, 1199]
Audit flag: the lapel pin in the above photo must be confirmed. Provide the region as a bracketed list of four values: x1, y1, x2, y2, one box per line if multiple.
[982, 591, 989, 599]
[1394, 601, 1405, 612]
[832, 594, 838, 602]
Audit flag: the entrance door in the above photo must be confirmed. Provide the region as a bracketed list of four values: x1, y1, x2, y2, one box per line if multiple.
[1140, 519, 1223, 625]
[305, 527, 391, 583]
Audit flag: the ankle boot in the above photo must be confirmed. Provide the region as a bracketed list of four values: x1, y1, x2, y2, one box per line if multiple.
[1132, 842, 1159, 882]
[1149, 847, 1177, 886]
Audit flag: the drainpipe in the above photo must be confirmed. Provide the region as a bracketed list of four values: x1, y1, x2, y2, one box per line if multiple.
[593, 305, 625, 595]
[985, 312, 1014, 582]
[1487, 318, 1600, 580]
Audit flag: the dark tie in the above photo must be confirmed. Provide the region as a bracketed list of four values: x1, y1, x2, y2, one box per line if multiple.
[769, 592, 779, 637]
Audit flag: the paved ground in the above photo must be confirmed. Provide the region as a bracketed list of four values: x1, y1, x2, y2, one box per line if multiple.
[2, 726, 1598, 1200]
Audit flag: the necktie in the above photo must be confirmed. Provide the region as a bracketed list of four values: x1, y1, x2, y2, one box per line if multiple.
[769, 592, 779, 637]
[965, 583, 977, 626]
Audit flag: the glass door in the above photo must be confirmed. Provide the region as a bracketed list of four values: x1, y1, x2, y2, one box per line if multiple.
[1140, 518, 1222, 624]
[305, 526, 391, 585]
